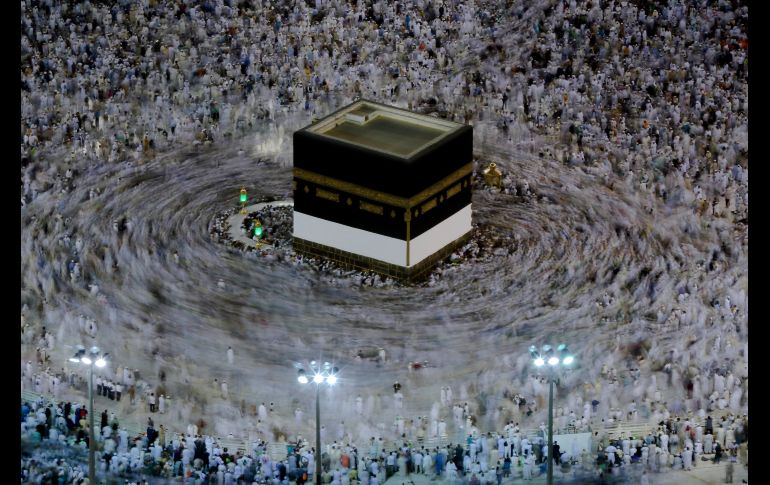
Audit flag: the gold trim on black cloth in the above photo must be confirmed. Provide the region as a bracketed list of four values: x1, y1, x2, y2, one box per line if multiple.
[315, 187, 340, 202]
[421, 198, 437, 214]
[294, 163, 473, 209]
[359, 200, 384, 215]
[447, 182, 462, 199]
[295, 178, 471, 241]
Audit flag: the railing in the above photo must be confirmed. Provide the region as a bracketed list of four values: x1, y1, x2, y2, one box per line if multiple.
[604, 408, 735, 441]
[22, 389, 147, 439]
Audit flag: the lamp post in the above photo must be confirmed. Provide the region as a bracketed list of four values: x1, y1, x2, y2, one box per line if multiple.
[297, 361, 339, 485]
[239, 187, 248, 214]
[253, 220, 264, 249]
[70, 345, 109, 485]
[529, 344, 574, 485]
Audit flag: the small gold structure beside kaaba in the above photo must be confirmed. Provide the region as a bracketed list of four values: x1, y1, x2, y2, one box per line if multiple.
[483, 162, 503, 189]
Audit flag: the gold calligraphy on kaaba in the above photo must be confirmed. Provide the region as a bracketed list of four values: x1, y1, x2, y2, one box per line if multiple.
[294, 163, 472, 209]
[421, 198, 437, 214]
[359, 200, 384, 215]
[447, 182, 462, 199]
[315, 187, 340, 202]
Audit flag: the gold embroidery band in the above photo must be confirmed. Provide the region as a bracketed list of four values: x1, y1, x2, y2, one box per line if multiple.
[392, 163, 473, 206]
[447, 182, 462, 199]
[359, 201, 384, 215]
[421, 198, 437, 214]
[294, 163, 472, 209]
[315, 187, 340, 202]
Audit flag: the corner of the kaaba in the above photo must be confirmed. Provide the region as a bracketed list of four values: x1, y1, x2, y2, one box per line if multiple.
[405, 123, 474, 191]
[291, 234, 470, 284]
[404, 231, 473, 283]
[293, 126, 409, 196]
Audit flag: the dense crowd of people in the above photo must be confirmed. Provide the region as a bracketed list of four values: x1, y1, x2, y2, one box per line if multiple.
[22, 387, 748, 484]
[21, 0, 748, 483]
[21, 0, 748, 214]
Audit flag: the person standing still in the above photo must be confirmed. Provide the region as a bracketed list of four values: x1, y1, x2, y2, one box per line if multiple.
[641, 470, 649, 485]
[725, 457, 734, 483]
[715, 443, 722, 464]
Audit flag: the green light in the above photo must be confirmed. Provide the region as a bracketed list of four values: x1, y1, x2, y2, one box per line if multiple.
[254, 225, 263, 238]
[240, 194, 248, 203]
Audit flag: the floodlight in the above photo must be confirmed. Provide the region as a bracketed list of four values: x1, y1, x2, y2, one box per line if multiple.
[562, 355, 575, 365]
[298, 370, 309, 384]
[548, 356, 560, 366]
[534, 357, 545, 367]
[95, 357, 107, 368]
[313, 374, 324, 384]
[81, 356, 92, 365]
[326, 375, 337, 385]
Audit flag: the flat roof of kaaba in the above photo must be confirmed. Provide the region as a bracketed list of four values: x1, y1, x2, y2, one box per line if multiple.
[303, 100, 465, 159]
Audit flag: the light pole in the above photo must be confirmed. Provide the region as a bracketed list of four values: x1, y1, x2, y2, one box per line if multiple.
[529, 344, 574, 485]
[70, 345, 109, 484]
[239, 187, 248, 214]
[297, 361, 339, 485]
[253, 219, 264, 249]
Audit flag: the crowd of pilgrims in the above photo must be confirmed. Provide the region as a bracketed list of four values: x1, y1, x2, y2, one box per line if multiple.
[21, 0, 748, 482]
[22, 385, 748, 484]
[20, 0, 748, 219]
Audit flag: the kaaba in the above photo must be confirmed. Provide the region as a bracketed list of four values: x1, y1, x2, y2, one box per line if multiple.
[293, 100, 473, 281]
